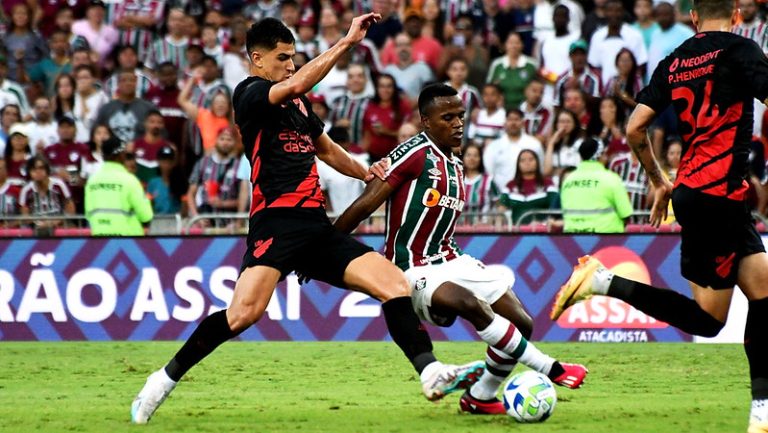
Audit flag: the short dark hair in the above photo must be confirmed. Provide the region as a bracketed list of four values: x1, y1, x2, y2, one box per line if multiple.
[146, 109, 163, 119]
[507, 108, 524, 118]
[201, 55, 218, 65]
[26, 155, 50, 176]
[246, 18, 295, 54]
[692, 0, 734, 19]
[482, 83, 503, 94]
[418, 83, 459, 116]
[74, 64, 95, 76]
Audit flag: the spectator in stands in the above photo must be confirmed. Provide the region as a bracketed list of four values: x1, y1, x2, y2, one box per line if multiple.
[4, 3, 49, 83]
[365, 0, 402, 49]
[96, 69, 158, 144]
[603, 48, 643, 112]
[43, 116, 90, 211]
[316, 6, 344, 54]
[510, 0, 536, 56]
[397, 122, 420, 144]
[339, 8, 384, 76]
[499, 149, 558, 224]
[280, 0, 301, 38]
[187, 126, 240, 221]
[468, 83, 506, 147]
[479, 0, 516, 59]
[483, 108, 543, 190]
[383, 32, 435, 102]
[4, 123, 31, 180]
[295, 14, 320, 59]
[315, 51, 355, 108]
[183, 41, 206, 78]
[462, 141, 499, 216]
[85, 135, 153, 236]
[520, 79, 554, 143]
[608, 141, 649, 222]
[107, 0, 165, 65]
[733, 0, 768, 136]
[487, 32, 538, 111]
[0, 55, 30, 117]
[537, 5, 579, 106]
[330, 63, 373, 146]
[104, 45, 154, 99]
[81, 123, 110, 178]
[560, 136, 632, 233]
[0, 158, 21, 219]
[562, 88, 591, 131]
[178, 68, 233, 154]
[147, 145, 183, 215]
[131, 110, 172, 184]
[662, 135, 682, 182]
[533, 0, 584, 45]
[147, 8, 189, 70]
[587, 0, 647, 86]
[362, 73, 411, 161]
[308, 93, 332, 134]
[71, 0, 118, 65]
[145, 62, 185, 150]
[0, 104, 21, 155]
[597, 96, 629, 158]
[28, 30, 71, 98]
[553, 39, 601, 106]
[25, 97, 59, 153]
[52, 74, 76, 120]
[646, 0, 695, 81]
[421, 0, 445, 42]
[543, 109, 583, 178]
[437, 14, 488, 91]
[444, 57, 481, 134]
[631, 0, 658, 50]
[317, 127, 367, 214]
[191, 55, 231, 109]
[73, 64, 109, 143]
[70, 46, 95, 73]
[382, 8, 442, 73]
[201, 25, 224, 66]
[20, 155, 75, 230]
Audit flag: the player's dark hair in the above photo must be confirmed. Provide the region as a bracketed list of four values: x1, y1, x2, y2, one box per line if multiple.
[693, 0, 734, 19]
[418, 83, 459, 116]
[246, 18, 295, 54]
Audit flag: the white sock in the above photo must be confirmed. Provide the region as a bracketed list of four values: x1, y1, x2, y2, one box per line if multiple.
[476, 314, 556, 376]
[469, 346, 517, 400]
[419, 361, 445, 384]
[592, 267, 614, 295]
[752, 399, 768, 422]
[156, 368, 178, 386]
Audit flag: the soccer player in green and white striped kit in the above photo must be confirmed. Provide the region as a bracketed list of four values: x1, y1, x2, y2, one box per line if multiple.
[335, 83, 588, 415]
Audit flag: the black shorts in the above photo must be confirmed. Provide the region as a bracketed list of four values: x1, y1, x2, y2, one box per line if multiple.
[672, 184, 764, 289]
[240, 208, 373, 288]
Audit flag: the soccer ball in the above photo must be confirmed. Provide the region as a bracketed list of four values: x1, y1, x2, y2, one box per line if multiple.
[502, 370, 557, 422]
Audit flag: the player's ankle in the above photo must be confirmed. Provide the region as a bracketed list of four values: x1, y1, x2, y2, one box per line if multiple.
[419, 361, 445, 384]
[592, 267, 613, 295]
[752, 399, 768, 422]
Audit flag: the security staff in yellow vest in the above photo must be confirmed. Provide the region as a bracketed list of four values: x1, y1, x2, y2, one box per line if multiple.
[85, 136, 153, 235]
[560, 137, 633, 233]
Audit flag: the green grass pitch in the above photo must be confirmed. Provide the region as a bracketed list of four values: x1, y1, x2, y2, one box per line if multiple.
[0, 342, 750, 433]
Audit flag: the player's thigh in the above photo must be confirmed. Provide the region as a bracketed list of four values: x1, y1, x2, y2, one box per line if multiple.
[450, 255, 514, 306]
[227, 265, 281, 331]
[491, 291, 534, 339]
[342, 251, 411, 301]
[430, 281, 495, 329]
[737, 252, 768, 301]
[687, 281, 733, 323]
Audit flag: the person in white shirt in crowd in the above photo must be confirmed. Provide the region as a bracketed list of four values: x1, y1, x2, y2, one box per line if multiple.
[383, 32, 435, 102]
[315, 51, 356, 109]
[316, 127, 367, 215]
[483, 108, 544, 190]
[533, 0, 585, 44]
[468, 83, 506, 147]
[0, 55, 30, 117]
[201, 25, 225, 66]
[520, 79, 554, 144]
[537, 5, 580, 106]
[329, 63, 374, 146]
[587, 0, 647, 86]
[73, 64, 110, 143]
[543, 109, 584, 178]
[24, 97, 59, 154]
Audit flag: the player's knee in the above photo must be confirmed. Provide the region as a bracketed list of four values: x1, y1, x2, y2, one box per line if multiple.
[516, 313, 534, 339]
[377, 273, 411, 301]
[227, 305, 265, 333]
[458, 297, 495, 328]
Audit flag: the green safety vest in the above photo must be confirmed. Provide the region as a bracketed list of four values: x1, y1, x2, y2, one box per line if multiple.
[85, 161, 153, 236]
[560, 161, 634, 233]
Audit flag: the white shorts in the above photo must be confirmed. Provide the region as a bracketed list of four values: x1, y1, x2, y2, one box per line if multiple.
[404, 254, 515, 326]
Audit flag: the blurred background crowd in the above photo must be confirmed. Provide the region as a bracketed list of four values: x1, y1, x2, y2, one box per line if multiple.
[0, 0, 767, 235]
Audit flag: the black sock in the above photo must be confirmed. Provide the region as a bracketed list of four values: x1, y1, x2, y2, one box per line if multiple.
[382, 297, 436, 374]
[164, 310, 238, 381]
[547, 361, 565, 380]
[608, 276, 725, 337]
[746, 297, 768, 400]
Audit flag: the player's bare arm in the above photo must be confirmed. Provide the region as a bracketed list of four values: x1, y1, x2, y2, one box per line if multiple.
[334, 178, 394, 233]
[316, 134, 389, 182]
[265, 13, 381, 105]
[626, 103, 673, 227]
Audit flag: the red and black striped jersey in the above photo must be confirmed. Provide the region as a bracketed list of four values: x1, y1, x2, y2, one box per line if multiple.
[638, 32, 768, 201]
[233, 76, 326, 216]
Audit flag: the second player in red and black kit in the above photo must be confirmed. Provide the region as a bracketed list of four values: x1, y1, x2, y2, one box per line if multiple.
[550, 2, 768, 430]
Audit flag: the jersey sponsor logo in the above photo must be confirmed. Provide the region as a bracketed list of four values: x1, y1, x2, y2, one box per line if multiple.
[421, 188, 465, 211]
[389, 134, 427, 162]
[419, 250, 450, 265]
[715, 252, 736, 278]
[279, 130, 316, 153]
[252, 237, 274, 258]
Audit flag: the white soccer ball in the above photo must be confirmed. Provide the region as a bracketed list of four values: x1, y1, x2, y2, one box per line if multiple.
[502, 370, 557, 422]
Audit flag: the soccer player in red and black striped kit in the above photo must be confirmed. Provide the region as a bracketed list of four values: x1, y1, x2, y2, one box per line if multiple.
[130, 14, 484, 425]
[550, 0, 768, 430]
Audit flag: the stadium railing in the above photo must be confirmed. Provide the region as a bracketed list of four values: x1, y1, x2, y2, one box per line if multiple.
[0, 214, 183, 237]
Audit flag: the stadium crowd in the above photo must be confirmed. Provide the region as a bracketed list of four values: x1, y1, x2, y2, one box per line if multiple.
[0, 0, 767, 235]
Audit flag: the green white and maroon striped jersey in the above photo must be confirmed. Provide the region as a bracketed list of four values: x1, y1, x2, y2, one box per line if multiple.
[384, 133, 466, 271]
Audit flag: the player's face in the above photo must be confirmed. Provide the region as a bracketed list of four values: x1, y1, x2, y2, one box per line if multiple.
[422, 96, 465, 149]
[256, 42, 296, 82]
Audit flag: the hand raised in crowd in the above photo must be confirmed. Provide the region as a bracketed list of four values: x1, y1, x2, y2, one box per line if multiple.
[342, 13, 382, 46]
